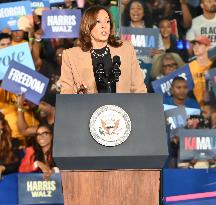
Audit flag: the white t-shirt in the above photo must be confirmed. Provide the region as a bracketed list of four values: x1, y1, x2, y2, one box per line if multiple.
[186, 14, 216, 48]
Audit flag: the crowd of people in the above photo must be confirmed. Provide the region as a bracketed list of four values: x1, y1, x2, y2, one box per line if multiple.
[0, 0, 216, 179]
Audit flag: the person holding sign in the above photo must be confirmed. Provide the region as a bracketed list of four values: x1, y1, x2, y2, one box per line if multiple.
[60, 5, 147, 94]
[19, 124, 58, 178]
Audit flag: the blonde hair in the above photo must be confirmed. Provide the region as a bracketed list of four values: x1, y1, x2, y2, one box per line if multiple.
[151, 52, 185, 79]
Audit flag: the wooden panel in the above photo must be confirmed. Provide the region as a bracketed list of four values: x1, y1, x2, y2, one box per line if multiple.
[61, 170, 160, 205]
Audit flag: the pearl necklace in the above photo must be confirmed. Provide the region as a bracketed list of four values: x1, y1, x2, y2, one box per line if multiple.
[91, 45, 109, 58]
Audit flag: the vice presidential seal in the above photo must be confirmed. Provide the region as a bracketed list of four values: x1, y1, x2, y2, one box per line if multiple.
[89, 105, 131, 147]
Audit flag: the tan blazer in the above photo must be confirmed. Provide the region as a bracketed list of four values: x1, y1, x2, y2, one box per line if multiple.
[60, 41, 147, 94]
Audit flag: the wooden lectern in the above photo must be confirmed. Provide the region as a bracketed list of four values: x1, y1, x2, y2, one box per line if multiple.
[53, 94, 168, 205]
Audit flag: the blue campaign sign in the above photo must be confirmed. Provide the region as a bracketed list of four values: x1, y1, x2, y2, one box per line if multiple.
[1, 60, 49, 105]
[152, 64, 194, 96]
[0, 173, 18, 204]
[165, 106, 187, 130]
[208, 67, 216, 97]
[121, 27, 159, 56]
[0, 42, 35, 80]
[42, 9, 81, 38]
[164, 104, 201, 116]
[137, 56, 152, 87]
[163, 169, 216, 205]
[18, 173, 64, 205]
[31, 0, 50, 10]
[49, 0, 64, 4]
[0, 1, 33, 31]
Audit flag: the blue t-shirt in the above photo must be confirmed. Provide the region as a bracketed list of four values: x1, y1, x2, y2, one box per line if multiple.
[164, 96, 200, 109]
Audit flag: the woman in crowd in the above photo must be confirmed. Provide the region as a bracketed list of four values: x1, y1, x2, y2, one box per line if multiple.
[19, 124, 58, 178]
[151, 52, 185, 80]
[60, 5, 147, 94]
[121, 0, 154, 28]
[0, 112, 23, 177]
[121, 0, 164, 56]
[159, 17, 189, 62]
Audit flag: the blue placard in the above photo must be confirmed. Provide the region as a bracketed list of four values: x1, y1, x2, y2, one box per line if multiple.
[0, 173, 18, 204]
[209, 68, 216, 97]
[163, 169, 216, 205]
[49, 0, 64, 4]
[164, 104, 201, 116]
[165, 106, 188, 130]
[1, 60, 49, 105]
[138, 56, 152, 86]
[0, 42, 35, 80]
[42, 9, 81, 38]
[121, 27, 159, 56]
[152, 64, 194, 96]
[31, 0, 50, 10]
[0, 1, 33, 31]
[18, 173, 64, 205]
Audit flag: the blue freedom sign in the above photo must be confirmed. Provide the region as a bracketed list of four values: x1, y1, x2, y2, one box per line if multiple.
[31, 0, 50, 10]
[18, 173, 64, 204]
[0, 42, 35, 80]
[42, 9, 81, 38]
[152, 64, 194, 96]
[121, 27, 159, 56]
[1, 60, 49, 105]
[0, 1, 32, 31]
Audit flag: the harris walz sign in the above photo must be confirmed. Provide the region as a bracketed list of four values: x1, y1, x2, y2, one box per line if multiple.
[18, 173, 64, 204]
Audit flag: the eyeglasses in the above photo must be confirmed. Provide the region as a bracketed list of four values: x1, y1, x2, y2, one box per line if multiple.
[162, 63, 177, 68]
[36, 131, 51, 137]
[0, 43, 11, 47]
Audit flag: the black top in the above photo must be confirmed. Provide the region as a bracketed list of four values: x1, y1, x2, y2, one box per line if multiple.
[90, 45, 116, 93]
[166, 35, 189, 62]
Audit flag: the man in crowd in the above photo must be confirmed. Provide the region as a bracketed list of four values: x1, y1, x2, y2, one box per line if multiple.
[17, 94, 55, 138]
[164, 76, 200, 108]
[187, 0, 216, 49]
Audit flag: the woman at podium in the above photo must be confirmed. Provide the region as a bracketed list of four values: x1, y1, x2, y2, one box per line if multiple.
[60, 5, 147, 94]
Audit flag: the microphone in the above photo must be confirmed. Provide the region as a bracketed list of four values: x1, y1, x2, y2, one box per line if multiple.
[112, 55, 121, 82]
[95, 60, 105, 83]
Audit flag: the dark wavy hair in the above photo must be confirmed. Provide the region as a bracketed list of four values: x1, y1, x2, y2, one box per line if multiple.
[122, 0, 154, 28]
[79, 5, 122, 52]
[0, 112, 16, 164]
[32, 123, 55, 169]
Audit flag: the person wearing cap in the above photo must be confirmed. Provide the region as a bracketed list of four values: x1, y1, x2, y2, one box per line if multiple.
[189, 35, 212, 107]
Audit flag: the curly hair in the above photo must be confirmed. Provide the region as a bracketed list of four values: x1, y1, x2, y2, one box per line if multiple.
[0, 112, 16, 164]
[121, 0, 154, 28]
[79, 5, 122, 52]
